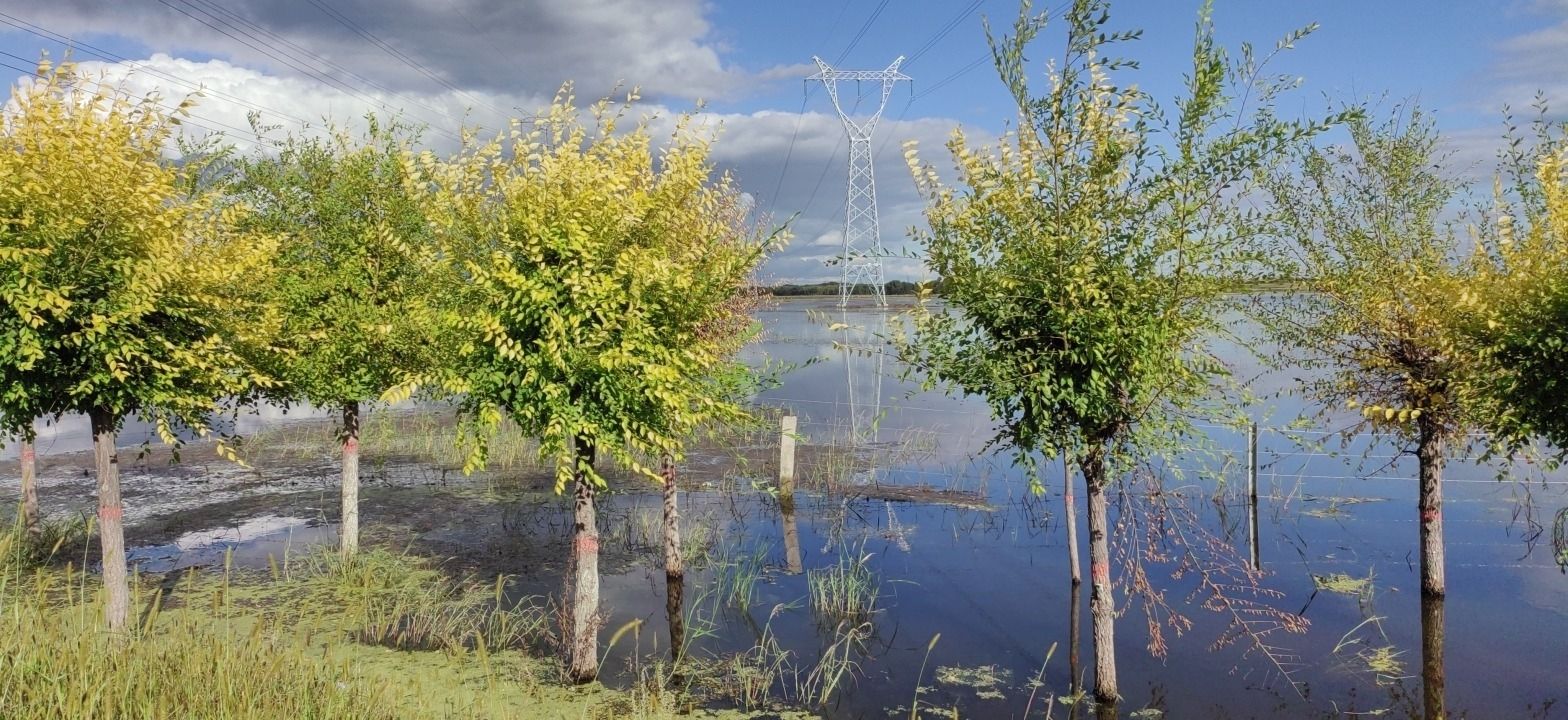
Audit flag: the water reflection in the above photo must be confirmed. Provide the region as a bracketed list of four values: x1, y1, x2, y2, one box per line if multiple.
[838, 309, 886, 449]
[1070, 578, 1082, 697]
[1422, 593, 1445, 720]
[781, 492, 804, 575]
[666, 571, 685, 667]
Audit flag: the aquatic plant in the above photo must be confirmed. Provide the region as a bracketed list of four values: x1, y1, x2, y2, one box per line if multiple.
[807, 546, 879, 624]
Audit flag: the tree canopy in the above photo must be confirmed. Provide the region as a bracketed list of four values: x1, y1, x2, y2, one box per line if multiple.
[411, 91, 778, 490]
[0, 58, 271, 444]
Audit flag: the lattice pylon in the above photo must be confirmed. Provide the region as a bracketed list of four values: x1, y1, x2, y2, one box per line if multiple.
[808, 56, 909, 307]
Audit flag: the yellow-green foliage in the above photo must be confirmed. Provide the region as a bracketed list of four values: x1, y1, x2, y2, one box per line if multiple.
[895, 0, 1338, 481]
[1258, 108, 1474, 445]
[1460, 141, 1568, 453]
[409, 89, 780, 489]
[226, 118, 450, 414]
[0, 57, 274, 443]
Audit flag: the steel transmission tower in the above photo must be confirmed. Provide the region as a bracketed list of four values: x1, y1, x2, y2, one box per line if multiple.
[809, 56, 909, 307]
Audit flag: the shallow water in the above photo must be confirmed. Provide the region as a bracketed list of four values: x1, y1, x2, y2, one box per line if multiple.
[4, 295, 1566, 718]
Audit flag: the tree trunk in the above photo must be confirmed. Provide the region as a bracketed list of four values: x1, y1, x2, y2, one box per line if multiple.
[1065, 454, 1081, 586]
[666, 567, 686, 668]
[1069, 577, 1082, 697]
[20, 436, 38, 536]
[661, 455, 682, 578]
[1421, 592, 1446, 720]
[340, 401, 360, 559]
[91, 409, 128, 634]
[1416, 415, 1445, 596]
[1082, 445, 1118, 705]
[660, 455, 685, 664]
[568, 435, 600, 684]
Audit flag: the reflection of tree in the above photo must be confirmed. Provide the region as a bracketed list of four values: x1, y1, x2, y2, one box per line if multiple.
[1115, 478, 1309, 694]
[1421, 593, 1445, 720]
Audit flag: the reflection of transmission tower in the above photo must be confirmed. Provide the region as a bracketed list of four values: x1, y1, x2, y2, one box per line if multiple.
[838, 310, 886, 486]
[809, 56, 909, 308]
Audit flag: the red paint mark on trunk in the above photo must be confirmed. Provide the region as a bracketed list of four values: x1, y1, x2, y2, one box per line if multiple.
[20, 446, 34, 463]
[1091, 561, 1110, 584]
[575, 534, 600, 553]
[1420, 508, 1440, 524]
[99, 505, 123, 521]
[344, 438, 358, 453]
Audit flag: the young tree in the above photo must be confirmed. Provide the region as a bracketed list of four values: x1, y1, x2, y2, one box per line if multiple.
[895, 0, 1335, 703]
[227, 120, 445, 558]
[1458, 128, 1568, 455]
[412, 93, 775, 683]
[1258, 108, 1472, 597]
[0, 59, 272, 630]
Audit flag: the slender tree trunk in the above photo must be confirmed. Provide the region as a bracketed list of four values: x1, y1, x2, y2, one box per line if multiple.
[90, 408, 128, 634]
[1069, 576, 1082, 697]
[1416, 415, 1445, 596]
[1082, 445, 1118, 705]
[568, 435, 600, 684]
[666, 567, 686, 668]
[661, 455, 682, 577]
[1065, 454, 1081, 586]
[660, 455, 685, 664]
[1421, 592, 1446, 720]
[340, 401, 360, 559]
[20, 436, 39, 536]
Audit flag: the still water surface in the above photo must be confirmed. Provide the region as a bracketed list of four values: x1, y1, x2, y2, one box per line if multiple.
[6, 296, 1566, 718]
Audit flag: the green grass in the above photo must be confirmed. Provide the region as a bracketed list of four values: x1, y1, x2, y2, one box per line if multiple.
[806, 546, 879, 624]
[239, 409, 543, 475]
[0, 515, 805, 720]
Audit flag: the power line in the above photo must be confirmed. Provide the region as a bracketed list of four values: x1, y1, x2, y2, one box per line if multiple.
[833, 0, 892, 66]
[151, 0, 423, 127]
[300, 0, 508, 118]
[177, 0, 468, 137]
[768, 90, 811, 216]
[0, 11, 315, 129]
[0, 50, 272, 148]
[904, 0, 985, 68]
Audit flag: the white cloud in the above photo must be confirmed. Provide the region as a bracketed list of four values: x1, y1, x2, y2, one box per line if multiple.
[4, 0, 779, 102]
[5, 52, 975, 282]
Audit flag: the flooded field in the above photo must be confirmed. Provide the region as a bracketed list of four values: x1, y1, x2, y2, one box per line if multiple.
[3, 296, 1566, 718]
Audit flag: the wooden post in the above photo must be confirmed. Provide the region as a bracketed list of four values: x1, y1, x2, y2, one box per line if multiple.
[1247, 421, 1260, 570]
[779, 415, 797, 494]
[779, 415, 803, 574]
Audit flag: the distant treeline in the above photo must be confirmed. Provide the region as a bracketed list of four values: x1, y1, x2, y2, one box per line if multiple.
[763, 277, 1304, 297]
[761, 280, 933, 296]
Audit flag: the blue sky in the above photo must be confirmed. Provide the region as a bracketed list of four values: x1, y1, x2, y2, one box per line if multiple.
[2, 0, 1563, 281]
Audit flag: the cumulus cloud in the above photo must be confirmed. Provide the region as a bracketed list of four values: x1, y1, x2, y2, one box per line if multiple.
[4, 0, 768, 102]
[6, 50, 973, 282]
